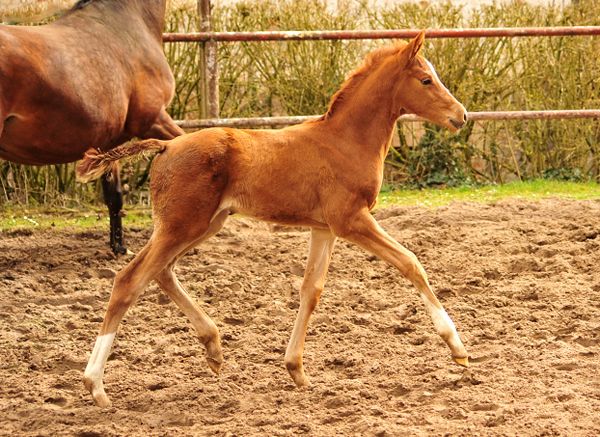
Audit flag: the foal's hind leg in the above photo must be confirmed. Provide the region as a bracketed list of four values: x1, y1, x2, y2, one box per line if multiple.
[83, 236, 182, 406]
[84, 206, 229, 407]
[285, 228, 337, 387]
[331, 210, 469, 367]
[153, 209, 230, 375]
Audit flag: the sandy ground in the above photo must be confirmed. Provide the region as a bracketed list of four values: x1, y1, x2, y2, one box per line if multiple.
[1, 197, 600, 436]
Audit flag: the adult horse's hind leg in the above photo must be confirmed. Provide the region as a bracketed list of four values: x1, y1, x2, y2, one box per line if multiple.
[285, 228, 337, 387]
[153, 209, 231, 376]
[101, 164, 126, 255]
[99, 109, 183, 256]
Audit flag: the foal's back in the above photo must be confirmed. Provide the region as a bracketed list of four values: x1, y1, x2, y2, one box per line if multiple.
[148, 124, 354, 229]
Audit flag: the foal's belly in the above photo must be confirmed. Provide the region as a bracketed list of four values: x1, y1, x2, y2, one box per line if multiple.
[222, 195, 329, 230]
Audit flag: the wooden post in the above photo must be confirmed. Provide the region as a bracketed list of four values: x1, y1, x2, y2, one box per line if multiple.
[198, 0, 219, 119]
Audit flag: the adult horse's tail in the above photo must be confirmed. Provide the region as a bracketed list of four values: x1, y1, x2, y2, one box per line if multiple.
[76, 139, 167, 183]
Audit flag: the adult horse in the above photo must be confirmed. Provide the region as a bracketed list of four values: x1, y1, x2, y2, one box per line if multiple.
[0, 0, 184, 254]
[77, 31, 470, 407]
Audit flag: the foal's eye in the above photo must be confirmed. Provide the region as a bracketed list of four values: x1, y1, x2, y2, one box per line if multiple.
[421, 78, 432, 85]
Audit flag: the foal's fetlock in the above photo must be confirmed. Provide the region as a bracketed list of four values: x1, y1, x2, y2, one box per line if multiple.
[83, 375, 111, 408]
[436, 324, 469, 368]
[285, 360, 310, 388]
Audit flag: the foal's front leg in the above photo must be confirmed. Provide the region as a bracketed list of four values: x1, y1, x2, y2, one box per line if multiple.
[285, 228, 337, 387]
[332, 210, 469, 366]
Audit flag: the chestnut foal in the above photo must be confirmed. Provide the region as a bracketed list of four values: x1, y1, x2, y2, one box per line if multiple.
[77, 31, 469, 407]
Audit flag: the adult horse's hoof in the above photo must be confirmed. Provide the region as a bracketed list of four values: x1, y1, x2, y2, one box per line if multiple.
[112, 244, 128, 256]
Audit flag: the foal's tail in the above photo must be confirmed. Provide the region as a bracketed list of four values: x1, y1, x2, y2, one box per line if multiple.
[76, 139, 167, 183]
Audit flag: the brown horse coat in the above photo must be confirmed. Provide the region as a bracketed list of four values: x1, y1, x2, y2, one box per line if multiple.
[0, 0, 183, 252]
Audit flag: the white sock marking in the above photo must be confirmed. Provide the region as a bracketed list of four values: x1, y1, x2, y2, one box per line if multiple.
[422, 296, 458, 339]
[85, 333, 116, 385]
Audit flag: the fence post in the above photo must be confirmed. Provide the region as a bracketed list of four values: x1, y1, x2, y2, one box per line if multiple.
[198, 0, 219, 119]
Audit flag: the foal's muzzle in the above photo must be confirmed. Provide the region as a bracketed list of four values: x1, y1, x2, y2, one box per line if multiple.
[448, 113, 468, 130]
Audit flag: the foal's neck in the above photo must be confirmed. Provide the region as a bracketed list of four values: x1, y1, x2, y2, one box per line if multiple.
[330, 69, 401, 160]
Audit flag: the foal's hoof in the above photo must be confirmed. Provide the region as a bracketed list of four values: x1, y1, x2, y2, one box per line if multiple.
[206, 357, 222, 375]
[454, 356, 470, 367]
[92, 392, 112, 408]
[291, 374, 311, 388]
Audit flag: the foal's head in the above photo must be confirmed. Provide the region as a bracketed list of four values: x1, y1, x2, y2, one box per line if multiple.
[324, 31, 467, 132]
[393, 31, 467, 131]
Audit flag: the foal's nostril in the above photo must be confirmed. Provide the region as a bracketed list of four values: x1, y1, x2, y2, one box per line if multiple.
[463, 113, 467, 122]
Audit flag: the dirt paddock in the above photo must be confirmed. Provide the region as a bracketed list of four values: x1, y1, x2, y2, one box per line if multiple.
[1, 197, 599, 436]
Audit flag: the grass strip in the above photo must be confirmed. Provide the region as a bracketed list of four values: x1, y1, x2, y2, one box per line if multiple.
[1, 180, 599, 233]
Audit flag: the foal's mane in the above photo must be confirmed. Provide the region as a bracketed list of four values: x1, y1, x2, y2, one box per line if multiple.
[312, 40, 409, 123]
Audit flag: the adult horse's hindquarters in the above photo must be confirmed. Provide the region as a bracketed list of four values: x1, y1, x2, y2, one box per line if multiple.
[0, 0, 184, 254]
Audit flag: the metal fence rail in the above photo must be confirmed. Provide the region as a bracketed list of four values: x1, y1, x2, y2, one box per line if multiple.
[163, 26, 600, 42]
[166, 6, 600, 127]
[174, 110, 600, 129]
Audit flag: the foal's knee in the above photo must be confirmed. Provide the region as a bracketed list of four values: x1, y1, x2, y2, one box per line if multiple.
[299, 282, 324, 313]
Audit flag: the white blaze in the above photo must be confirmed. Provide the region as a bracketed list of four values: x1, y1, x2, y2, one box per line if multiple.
[425, 59, 452, 95]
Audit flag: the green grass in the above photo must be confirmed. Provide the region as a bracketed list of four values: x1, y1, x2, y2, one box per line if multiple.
[1, 180, 598, 233]
[0, 207, 153, 233]
[378, 180, 600, 209]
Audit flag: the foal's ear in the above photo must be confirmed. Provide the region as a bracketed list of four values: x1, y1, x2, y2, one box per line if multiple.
[404, 30, 426, 61]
